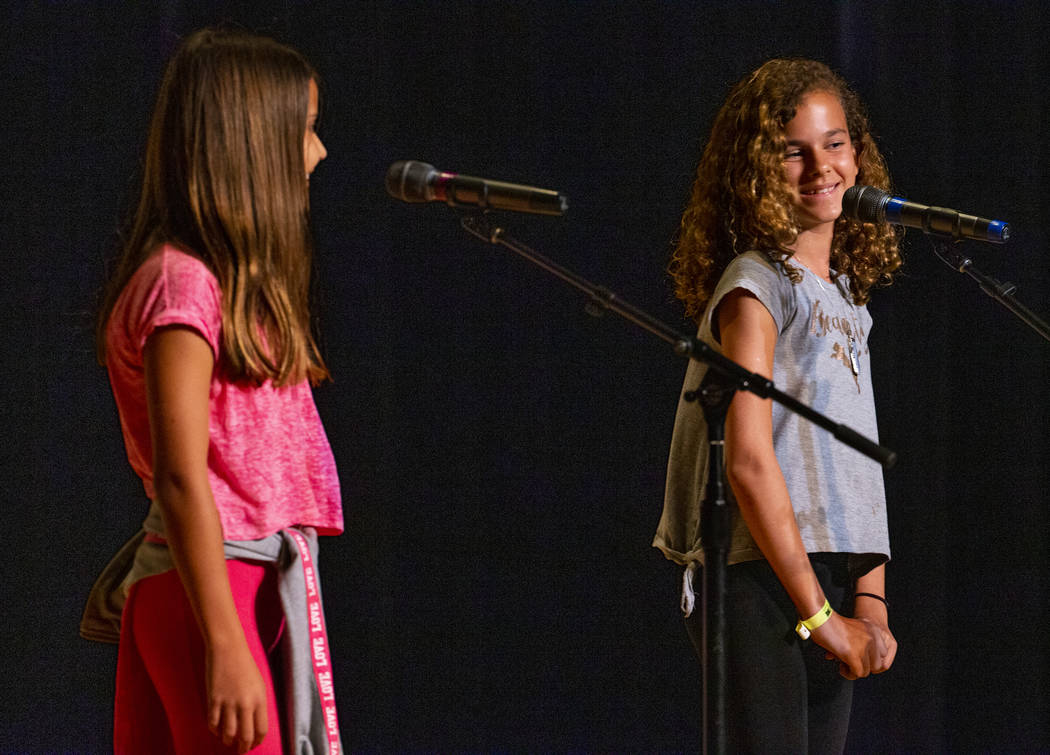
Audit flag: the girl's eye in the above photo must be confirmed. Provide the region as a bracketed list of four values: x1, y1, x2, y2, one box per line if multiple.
[784, 150, 802, 160]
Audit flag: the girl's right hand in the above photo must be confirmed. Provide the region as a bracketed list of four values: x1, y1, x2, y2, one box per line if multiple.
[206, 638, 269, 753]
[811, 612, 888, 680]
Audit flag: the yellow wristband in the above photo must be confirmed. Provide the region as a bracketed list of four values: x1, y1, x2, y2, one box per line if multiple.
[795, 599, 833, 640]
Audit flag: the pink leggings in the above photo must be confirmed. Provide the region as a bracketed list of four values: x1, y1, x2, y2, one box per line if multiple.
[114, 560, 285, 754]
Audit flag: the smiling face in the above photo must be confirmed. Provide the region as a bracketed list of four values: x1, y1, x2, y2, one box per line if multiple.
[781, 90, 858, 235]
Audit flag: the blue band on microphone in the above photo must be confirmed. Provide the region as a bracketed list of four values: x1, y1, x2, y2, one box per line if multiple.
[985, 220, 1010, 243]
[882, 197, 907, 226]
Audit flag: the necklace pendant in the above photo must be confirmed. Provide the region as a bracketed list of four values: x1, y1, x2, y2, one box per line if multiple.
[847, 333, 860, 378]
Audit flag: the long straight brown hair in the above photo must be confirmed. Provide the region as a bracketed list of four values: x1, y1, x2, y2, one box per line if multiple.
[97, 28, 328, 386]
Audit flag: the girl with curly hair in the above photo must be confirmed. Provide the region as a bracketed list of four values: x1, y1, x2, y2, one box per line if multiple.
[654, 58, 901, 752]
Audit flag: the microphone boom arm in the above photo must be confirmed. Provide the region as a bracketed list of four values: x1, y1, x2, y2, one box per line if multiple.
[929, 239, 1050, 342]
[458, 212, 897, 468]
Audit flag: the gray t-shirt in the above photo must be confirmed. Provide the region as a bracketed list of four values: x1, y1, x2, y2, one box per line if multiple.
[653, 250, 889, 579]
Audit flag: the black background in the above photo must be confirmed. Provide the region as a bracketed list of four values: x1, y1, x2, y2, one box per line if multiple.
[2, 1, 1048, 752]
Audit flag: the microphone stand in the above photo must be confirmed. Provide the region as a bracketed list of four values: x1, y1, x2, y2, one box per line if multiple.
[455, 211, 897, 755]
[928, 238, 1050, 342]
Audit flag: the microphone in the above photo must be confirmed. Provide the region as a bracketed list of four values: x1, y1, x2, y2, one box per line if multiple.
[385, 160, 568, 216]
[842, 185, 1010, 244]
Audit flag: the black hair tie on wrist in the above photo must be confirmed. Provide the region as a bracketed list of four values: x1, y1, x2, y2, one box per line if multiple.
[854, 592, 889, 609]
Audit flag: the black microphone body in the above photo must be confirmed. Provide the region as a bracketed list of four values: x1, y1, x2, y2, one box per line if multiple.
[842, 185, 1010, 243]
[386, 160, 568, 216]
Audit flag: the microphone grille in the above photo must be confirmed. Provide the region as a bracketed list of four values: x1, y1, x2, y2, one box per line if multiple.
[385, 160, 436, 202]
[842, 185, 890, 223]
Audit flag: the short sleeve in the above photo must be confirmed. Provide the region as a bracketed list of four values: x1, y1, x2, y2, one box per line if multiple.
[703, 251, 797, 341]
[125, 247, 223, 359]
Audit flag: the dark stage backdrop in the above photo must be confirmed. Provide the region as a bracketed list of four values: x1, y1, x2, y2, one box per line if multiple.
[2, 1, 1047, 752]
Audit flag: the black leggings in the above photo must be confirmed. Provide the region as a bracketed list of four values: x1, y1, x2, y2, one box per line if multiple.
[684, 555, 855, 755]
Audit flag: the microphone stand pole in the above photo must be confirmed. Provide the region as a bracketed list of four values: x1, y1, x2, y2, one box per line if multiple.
[684, 368, 733, 755]
[457, 212, 897, 755]
[928, 238, 1050, 343]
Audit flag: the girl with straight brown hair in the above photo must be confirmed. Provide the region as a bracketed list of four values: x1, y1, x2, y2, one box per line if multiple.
[89, 27, 342, 754]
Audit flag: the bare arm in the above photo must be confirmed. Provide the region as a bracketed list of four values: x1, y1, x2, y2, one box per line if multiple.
[853, 563, 897, 673]
[144, 325, 267, 752]
[718, 289, 885, 679]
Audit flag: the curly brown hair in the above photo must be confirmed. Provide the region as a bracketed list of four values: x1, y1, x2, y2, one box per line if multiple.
[669, 58, 901, 321]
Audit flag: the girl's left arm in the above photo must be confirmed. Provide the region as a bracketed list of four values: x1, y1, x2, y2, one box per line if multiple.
[145, 325, 268, 752]
[852, 564, 897, 673]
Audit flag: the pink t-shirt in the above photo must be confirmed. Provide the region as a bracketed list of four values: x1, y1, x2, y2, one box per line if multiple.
[106, 245, 343, 540]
